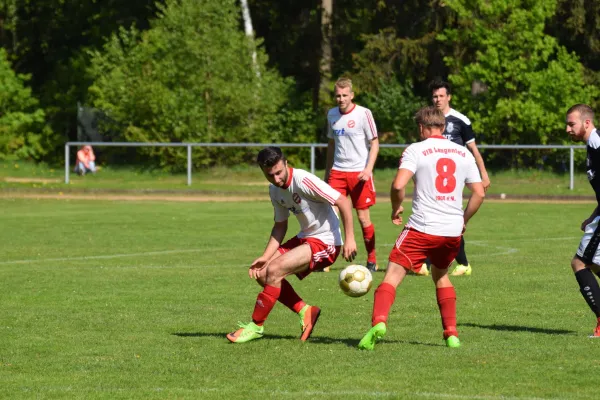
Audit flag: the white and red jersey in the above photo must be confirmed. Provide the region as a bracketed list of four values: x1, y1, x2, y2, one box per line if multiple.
[327, 104, 378, 172]
[399, 136, 481, 237]
[270, 168, 343, 246]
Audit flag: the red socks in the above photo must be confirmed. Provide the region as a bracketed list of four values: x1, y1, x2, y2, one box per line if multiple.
[372, 282, 396, 326]
[251, 285, 281, 326]
[362, 224, 376, 263]
[278, 279, 306, 313]
[436, 287, 458, 338]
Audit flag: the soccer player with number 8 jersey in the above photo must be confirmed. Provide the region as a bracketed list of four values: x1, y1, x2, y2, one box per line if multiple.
[358, 106, 485, 350]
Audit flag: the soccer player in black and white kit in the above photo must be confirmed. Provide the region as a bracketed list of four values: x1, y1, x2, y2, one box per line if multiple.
[417, 80, 491, 277]
[566, 104, 600, 338]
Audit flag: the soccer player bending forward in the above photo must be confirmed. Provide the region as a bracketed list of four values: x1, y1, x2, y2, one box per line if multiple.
[358, 106, 485, 350]
[227, 146, 358, 344]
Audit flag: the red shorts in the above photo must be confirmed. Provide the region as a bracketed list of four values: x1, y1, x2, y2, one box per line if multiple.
[389, 228, 461, 272]
[327, 169, 376, 209]
[278, 236, 341, 280]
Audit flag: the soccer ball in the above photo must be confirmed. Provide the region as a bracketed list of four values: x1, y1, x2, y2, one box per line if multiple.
[338, 265, 373, 297]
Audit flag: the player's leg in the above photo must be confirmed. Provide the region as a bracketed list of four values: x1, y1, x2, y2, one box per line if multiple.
[358, 260, 407, 350]
[359, 228, 425, 350]
[356, 207, 377, 271]
[450, 236, 471, 276]
[320, 169, 348, 272]
[259, 244, 309, 316]
[290, 238, 340, 340]
[350, 174, 377, 271]
[227, 244, 312, 343]
[430, 236, 462, 347]
[571, 257, 600, 337]
[573, 217, 600, 337]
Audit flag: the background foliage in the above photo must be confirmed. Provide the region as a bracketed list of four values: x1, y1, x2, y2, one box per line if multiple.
[0, 0, 599, 168]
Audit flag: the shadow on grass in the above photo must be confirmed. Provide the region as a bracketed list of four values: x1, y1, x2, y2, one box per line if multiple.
[172, 332, 444, 348]
[461, 322, 576, 335]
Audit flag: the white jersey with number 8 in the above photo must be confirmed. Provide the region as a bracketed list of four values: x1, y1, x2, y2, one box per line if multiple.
[399, 136, 481, 237]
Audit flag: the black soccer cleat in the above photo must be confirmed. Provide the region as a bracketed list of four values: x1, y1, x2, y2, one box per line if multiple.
[366, 261, 378, 272]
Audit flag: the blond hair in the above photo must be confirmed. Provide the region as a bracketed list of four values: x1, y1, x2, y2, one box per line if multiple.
[334, 77, 353, 92]
[414, 106, 446, 128]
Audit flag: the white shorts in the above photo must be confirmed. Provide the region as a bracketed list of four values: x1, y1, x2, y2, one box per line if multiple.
[577, 216, 600, 265]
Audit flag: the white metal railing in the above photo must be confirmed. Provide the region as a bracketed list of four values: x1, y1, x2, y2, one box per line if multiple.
[65, 141, 586, 189]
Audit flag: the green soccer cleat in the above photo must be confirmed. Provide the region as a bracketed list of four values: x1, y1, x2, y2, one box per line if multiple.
[226, 321, 264, 343]
[358, 322, 387, 350]
[451, 264, 472, 276]
[446, 335, 461, 348]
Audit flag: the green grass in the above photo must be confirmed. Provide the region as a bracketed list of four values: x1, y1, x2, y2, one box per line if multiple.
[0, 160, 595, 197]
[1, 198, 599, 399]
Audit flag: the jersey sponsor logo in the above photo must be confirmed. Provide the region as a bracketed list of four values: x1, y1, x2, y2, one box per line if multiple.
[333, 128, 346, 136]
[347, 120, 356, 128]
[292, 193, 301, 204]
[446, 122, 454, 133]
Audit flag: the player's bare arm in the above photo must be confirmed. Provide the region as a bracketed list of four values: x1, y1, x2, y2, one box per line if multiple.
[249, 220, 288, 278]
[358, 138, 379, 181]
[582, 206, 600, 231]
[324, 139, 335, 182]
[390, 168, 414, 225]
[464, 182, 485, 227]
[466, 141, 491, 191]
[334, 194, 357, 261]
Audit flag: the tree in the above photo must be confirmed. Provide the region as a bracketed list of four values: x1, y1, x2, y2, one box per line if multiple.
[440, 1, 595, 143]
[87, 0, 313, 169]
[0, 48, 49, 160]
[0, 0, 160, 161]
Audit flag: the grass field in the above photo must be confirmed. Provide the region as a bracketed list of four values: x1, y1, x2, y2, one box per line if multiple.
[1, 197, 600, 399]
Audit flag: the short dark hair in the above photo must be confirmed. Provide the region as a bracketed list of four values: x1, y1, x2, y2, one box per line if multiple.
[429, 79, 452, 95]
[567, 104, 595, 122]
[257, 146, 286, 168]
[414, 106, 446, 128]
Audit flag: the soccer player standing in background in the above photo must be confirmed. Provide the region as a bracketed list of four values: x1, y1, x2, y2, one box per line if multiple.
[325, 77, 380, 272]
[566, 104, 600, 338]
[358, 106, 485, 350]
[420, 80, 491, 277]
[227, 147, 357, 343]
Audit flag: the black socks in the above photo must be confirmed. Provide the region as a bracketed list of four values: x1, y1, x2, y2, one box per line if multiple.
[575, 268, 600, 317]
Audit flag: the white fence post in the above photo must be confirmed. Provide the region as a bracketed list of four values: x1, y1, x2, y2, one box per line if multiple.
[570, 147, 575, 190]
[310, 145, 315, 175]
[187, 145, 192, 186]
[65, 144, 70, 184]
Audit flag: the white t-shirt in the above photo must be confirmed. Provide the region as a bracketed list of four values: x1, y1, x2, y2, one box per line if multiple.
[326, 104, 378, 172]
[399, 136, 481, 237]
[270, 168, 343, 245]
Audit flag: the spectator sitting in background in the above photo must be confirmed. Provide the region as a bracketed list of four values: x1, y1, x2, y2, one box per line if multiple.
[75, 145, 96, 176]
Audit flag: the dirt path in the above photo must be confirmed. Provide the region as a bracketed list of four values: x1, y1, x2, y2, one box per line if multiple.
[0, 191, 595, 204]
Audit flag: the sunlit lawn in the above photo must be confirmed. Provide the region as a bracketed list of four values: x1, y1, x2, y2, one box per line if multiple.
[0, 198, 599, 399]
